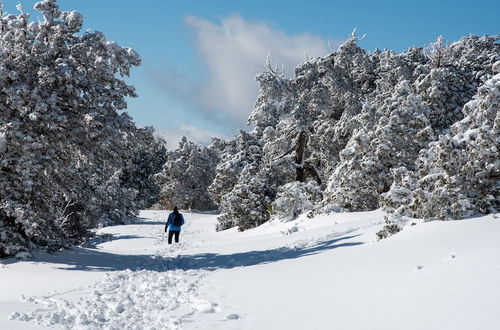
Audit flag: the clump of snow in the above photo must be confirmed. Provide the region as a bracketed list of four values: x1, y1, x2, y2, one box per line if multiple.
[493, 61, 500, 73]
[281, 225, 300, 235]
[0, 132, 5, 151]
[63, 11, 83, 31]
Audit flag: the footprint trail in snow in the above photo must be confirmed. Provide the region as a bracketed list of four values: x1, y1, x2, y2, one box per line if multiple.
[11, 212, 218, 330]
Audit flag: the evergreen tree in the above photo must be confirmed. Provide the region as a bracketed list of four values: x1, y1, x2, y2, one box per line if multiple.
[209, 130, 262, 206]
[120, 127, 167, 210]
[155, 137, 219, 210]
[382, 62, 500, 221]
[323, 81, 434, 211]
[214, 34, 500, 231]
[0, 0, 145, 257]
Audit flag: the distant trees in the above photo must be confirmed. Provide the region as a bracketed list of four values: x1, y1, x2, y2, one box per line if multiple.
[119, 127, 167, 211]
[0, 0, 163, 257]
[155, 137, 219, 211]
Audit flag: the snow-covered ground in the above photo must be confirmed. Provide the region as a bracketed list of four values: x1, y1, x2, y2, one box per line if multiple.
[1, 210, 500, 329]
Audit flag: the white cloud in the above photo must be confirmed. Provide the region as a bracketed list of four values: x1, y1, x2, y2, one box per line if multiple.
[155, 124, 226, 150]
[185, 15, 331, 125]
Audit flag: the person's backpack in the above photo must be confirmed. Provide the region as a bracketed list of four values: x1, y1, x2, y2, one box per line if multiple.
[172, 213, 183, 227]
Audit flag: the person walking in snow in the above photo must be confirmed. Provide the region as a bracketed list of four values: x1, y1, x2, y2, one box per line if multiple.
[165, 206, 185, 244]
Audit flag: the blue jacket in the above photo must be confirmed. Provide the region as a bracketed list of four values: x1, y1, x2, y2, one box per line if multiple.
[165, 212, 185, 231]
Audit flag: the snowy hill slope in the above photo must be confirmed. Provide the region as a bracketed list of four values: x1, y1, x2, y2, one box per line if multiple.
[1, 210, 499, 329]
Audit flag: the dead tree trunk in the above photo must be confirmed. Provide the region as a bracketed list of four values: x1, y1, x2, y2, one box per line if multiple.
[305, 163, 322, 186]
[294, 130, 322, 185]
[295, 131, 307, 182]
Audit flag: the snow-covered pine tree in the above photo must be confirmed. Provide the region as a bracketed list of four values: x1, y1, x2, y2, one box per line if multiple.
[211, 34, 499, 233]
[120, 127, 167, 210]
[381, 61, 500, 222]
[208, 130, 262, 206]
[322, 35, 499, 214]
[417, 35, 500, 133]
[0, 0, 144, 258]
[323, 81, 435, 211]
[155, 137, 219, 211]
[250, 35, 374, 184]
[218, 36, 374, 227]
[270, 181, 322, 221]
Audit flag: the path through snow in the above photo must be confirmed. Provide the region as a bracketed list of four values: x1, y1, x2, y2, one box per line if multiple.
[3, 210, 500, 330]
[9, 211, 220, 329]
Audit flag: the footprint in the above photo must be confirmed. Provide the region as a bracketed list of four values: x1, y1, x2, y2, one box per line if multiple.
[415, 265, 423, 271]
[226, 313, 240, 320]
[443, 253, 456, 262]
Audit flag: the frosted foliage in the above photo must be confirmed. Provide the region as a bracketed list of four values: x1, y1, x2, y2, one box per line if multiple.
[155, 137, 219, 211]
[324, 81, 434, 211]
[382, 70, 500, 220]
[208, 131, 262, 206]
[120, 128, 167, 210]
[414, 66, 475, 132]
[217, 175, 267, 231]
[217, 164, 282, 231]
[0, 0, 149, 258]
[213, 133, 267, 231]
[425, 35, 452, 68]
[271, 181, 322, 221]
[320, 35, 498, 214]
[252, 39, 372, 177]
[215, 34, 500, 231]
[215, 39, 373, 231]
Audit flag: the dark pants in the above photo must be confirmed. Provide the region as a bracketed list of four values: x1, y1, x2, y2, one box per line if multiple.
[168, 230, 180, 244]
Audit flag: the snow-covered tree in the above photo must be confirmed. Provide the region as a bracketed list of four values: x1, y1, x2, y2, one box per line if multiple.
[217, 161, 288, 231]
[250, 37, 374, 183]
[419, 35, 500, 133]
[323, 81, 434, 211]
[382, 62, 500, 221]
[0, 0, 144, 257]
[214, 37, 374, 230]
[208, 130, 262, 206]
[425, 35, 451, 68]
[321, 35, 499, 214]
[215, 34, 499, 232]
[271, 181, 322, 221]
[155, 137, 219, 211]
[120, 128, 167, 210]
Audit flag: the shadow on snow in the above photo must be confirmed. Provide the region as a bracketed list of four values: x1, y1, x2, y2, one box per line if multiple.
[4, 234, 362, 272]
[174, 235, 362, 272]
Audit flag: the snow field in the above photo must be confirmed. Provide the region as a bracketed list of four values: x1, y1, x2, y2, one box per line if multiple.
[2, 210, 500, 330]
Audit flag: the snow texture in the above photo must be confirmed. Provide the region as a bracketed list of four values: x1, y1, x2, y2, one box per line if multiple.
[2, 210, 500, 330]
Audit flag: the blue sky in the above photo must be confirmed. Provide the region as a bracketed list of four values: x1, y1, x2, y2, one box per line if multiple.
[4, 0, 500, 148]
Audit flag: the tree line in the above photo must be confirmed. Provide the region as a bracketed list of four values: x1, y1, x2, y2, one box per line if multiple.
[1, 0, 498, 258]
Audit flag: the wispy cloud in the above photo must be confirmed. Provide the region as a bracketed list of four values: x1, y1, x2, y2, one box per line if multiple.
[148, 15, 335, 147]
[185, 14, 330, 125]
